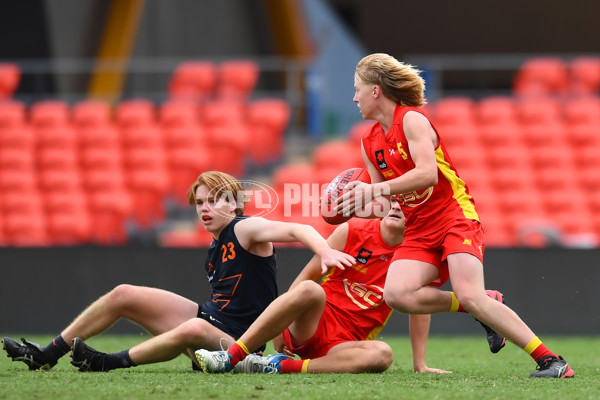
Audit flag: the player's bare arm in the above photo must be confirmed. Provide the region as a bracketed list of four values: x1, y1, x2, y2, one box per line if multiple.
[288, 222, 350, 290]
[235, 217, 355, 274]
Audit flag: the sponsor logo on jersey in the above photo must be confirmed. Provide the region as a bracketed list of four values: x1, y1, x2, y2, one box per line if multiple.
[375, 150, 387, 170]
[356, 248, 372, 265]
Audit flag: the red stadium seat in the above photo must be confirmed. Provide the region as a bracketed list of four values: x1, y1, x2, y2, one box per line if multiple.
[513, 57, 569, 97]
[3, 211, 48, 246]
[575, 166, 600, 193]
[569, 57, 600, 95]
[432, 97, 476, 126]
[82, 167, 127, 193]
[168, 61, 218, 102]
[166, 145, 213, 205]
[77, 125, 121, 149]
[477, 122, 521, 149]
[44, 189, 87, 214]
[437, 122, 479, 150]
[573, 142, 600, 170]
[205, 123, 250, 177]
[216, 59, 260, 101]
[37, 147, 79, 172]
[0, 126, 35, 150]
[43, 190, 91, 245]
[519, 122, 565, 149]
[0, 63, 21, 98]
[201, 101, 245, 127]
[45, 209, 92, 245]
[115, 99, 156, 129]
[475, 96, 518, 126]
[35, 125, 78, 150]
[87, 188, 132, 245]
[246, 98, 291, 164]
[162, 125, 206, 150]
[0, 169, 36, 193]
[517, 97, 562, 125]
[564, 122, 600, 149]
[38, 169, 82, 193]
[29, 100, 70, 129]
[0, 100, 26, 129]
[80, 147, 123, 172]
[0, 147, 34, 172]
[123, 146, 167, 173]
[562, 96, 600, 125]
[158, 101, 200, 129]
[1, 190, 40, 215]
[272, 163, 317, 192]
[446, 142, 487, 175]
[119, 125, 163, 150]
[126, 168, 170, 229]
[348, 120, 373, 146]
[312, 141, 363, 171]
[72, 100, 112, 128]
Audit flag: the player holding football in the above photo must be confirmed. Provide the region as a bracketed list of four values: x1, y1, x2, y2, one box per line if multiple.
[196, 197, 499, 374]
[2, 171, 354, 372]
[336, 53, 573, 378]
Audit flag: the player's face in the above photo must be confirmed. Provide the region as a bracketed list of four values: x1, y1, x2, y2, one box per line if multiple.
[383, 197, 405, 230]
[353, 73, 375, 120]
[194, 184, 236, 234]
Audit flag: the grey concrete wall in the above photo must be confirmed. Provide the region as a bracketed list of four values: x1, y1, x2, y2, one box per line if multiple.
[1, 247, 598, 337]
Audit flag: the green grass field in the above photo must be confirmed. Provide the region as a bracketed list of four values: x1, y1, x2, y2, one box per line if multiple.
[1, 334, 598, 400]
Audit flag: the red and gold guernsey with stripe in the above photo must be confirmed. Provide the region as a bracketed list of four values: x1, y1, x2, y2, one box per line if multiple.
[362, 105, 479, 238]
[320, 218, 396, 341]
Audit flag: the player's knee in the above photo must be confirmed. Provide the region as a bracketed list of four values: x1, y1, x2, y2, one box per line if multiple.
[383, 289, 411, 313]
[453, 290, 481, 315]
[174, 318, 211, 343]
[293, 280, 325, 306]
[105, 284, 140, 311]
[368, 341, 394, 372]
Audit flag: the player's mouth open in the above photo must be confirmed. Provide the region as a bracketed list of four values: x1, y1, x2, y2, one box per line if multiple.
[202, 215, 212, 222]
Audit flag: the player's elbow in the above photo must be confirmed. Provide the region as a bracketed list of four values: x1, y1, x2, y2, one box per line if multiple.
[423, 168, 438, 187]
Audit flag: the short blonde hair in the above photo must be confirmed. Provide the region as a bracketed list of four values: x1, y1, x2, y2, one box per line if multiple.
[356, 53, 427, 107]
[187, 171, 245, 216]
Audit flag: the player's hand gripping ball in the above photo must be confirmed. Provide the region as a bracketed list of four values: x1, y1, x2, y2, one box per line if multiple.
[320, 167, 371, 225]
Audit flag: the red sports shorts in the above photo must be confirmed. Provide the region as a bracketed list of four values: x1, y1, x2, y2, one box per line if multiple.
[392, 218, 485, 287]
[282, 303, 362, 360]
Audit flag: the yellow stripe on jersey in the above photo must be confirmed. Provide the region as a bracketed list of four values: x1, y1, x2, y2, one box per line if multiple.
[320, 267, 336, 285]
[366, 309, 394, 340]
[435, 147, 479, 221]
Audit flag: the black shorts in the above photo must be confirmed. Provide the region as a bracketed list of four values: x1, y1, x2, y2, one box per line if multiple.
[197, 303, 266, 353]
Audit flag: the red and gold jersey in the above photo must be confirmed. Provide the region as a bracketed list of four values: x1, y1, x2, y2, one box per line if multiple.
[362, 105, 478, 237]
[320, 218, 396, 341]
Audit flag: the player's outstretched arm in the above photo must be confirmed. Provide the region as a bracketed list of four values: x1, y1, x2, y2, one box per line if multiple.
[288, 222, 351, 291]
[235, 217, 355, 274]
[409, 314, 452, 374]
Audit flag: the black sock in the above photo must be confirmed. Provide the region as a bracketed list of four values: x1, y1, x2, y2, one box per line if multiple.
[43, 335, 71, 362]
[102, 350, 136, 371]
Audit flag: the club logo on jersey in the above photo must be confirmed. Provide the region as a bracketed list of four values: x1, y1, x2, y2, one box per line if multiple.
[356, 248, 372, 265]
[343, 279, 384, 310]
[375, 150, 387, 170]
[398, 186, 434, 207]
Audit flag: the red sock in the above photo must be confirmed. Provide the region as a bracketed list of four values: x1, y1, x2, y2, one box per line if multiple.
[280, 359, 309, 374]
[524, 337, 557, 362]
[227, 341, 250, 367]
